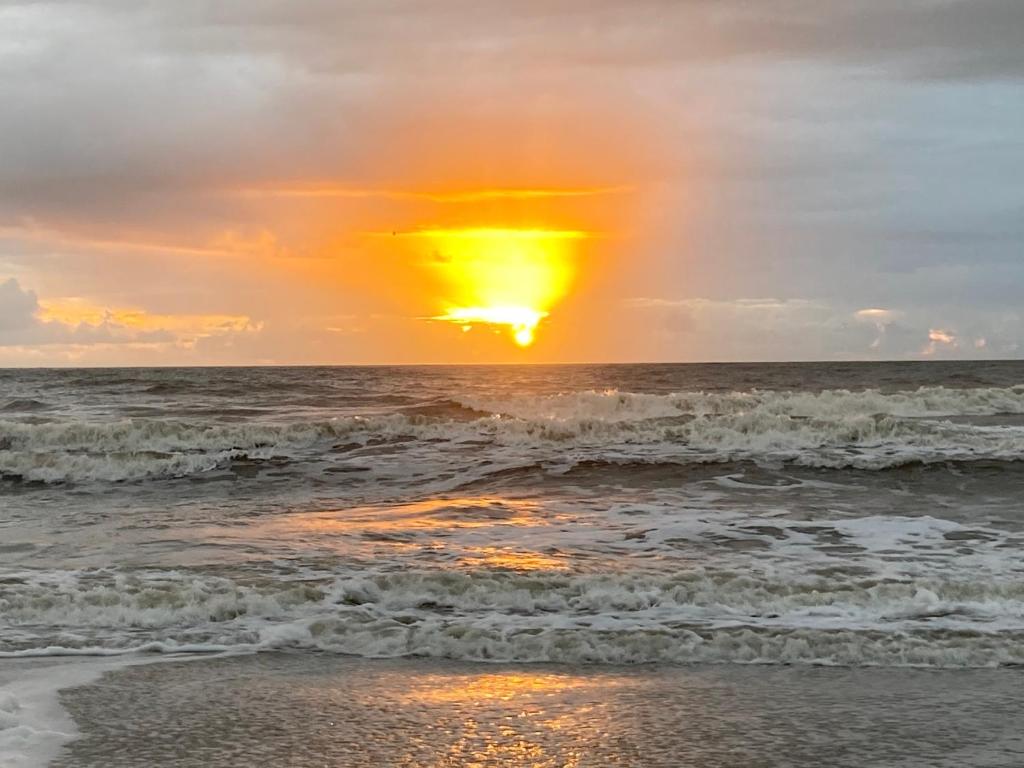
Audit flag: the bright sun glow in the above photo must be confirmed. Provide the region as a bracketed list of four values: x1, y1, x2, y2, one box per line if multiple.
[399, 228, 587, 347]
[436, 306, 548, 347]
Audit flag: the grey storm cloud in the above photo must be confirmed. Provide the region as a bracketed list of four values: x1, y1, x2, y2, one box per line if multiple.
[3, 1, 1023, 190]
[16, 0, 1024, 79]
[0, 277, 39, 332]
[2, 2, 1022, 208]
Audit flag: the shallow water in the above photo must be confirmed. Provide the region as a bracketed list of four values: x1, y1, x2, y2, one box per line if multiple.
[52, 654, 1024, 768]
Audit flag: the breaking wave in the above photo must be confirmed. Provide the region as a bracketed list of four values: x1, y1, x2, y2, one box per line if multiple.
[458, 384, 1024, 421]
[3, 567, 1023, 668]
[4, 386, 1024, 484]
[3, 386, 1024, 484]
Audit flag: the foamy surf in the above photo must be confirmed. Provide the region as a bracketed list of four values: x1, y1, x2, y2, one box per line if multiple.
[0, 653, 246, 768]
[3, 541, 1024, 668]
[0, 659, 120, 768]
[4, 384, 1024, 484]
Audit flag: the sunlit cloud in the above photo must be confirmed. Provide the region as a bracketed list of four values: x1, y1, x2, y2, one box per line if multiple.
[0, 224, 286, 262]
[855, 308, 895, 321]
[387, 229, 590, 240]
[0, 224, 233, 258]
[230, 184, 630, 202]
[0, 279, 257, 355]
[433, 306, 548, 348]
[923, 327, 958, 356]
[38, 298, 256, 340]
[855, 307, 898, 350]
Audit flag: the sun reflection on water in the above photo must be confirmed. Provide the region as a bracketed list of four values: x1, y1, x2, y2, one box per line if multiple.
[404, 672, 594, 704]
[287, 496, 543, 531]
[458, 546, 567, 571]
[399, 671, 623, 767]
[237, 496, 570, 569]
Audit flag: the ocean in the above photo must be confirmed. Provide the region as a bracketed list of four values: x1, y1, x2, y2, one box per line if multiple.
[2, 362, 1024, 766]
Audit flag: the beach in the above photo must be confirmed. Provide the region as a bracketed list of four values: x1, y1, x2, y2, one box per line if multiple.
[49, 653, 1024, 767]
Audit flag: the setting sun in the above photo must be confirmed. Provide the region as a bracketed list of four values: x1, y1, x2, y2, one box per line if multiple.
[435, 305, 547, 346]
[396, 227, 588, 347]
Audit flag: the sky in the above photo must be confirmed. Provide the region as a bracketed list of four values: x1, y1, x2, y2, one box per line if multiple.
[1, 0, 1022, 366]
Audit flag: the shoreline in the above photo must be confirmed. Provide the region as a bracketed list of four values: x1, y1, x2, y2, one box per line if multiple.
[28, 652, 1024, 767]
[0, 657, 120, 768]
[0, 653, 234, 768]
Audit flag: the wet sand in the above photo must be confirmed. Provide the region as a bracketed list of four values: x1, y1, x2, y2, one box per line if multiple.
[52, 654, 1024, 767]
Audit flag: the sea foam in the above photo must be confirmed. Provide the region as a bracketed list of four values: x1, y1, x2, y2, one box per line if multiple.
[4, 385, 1024, 483]
[3, 551, 1023, 669]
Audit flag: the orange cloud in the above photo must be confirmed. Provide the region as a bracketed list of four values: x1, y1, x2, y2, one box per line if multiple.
[37, 298, 257, 345]
[0, 224, 232, 258]
[928, 328, 956, 344]
[228, 184, 631, 203]
[855, 308, 894, 321]
[922, 327, 958, 356]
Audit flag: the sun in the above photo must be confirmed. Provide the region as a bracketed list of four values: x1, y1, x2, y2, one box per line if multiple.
[437, 305, 548, 347]
[398, 228, 587, 347]
[513, 325, 535, 347]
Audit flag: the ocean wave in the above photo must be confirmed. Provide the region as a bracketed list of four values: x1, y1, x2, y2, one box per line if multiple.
[0, 449, 256, 484]
[3, 567, 1024, 668]
[458, 385, 1024, 421]
[0, 398, 51, 413]
[0, 418, 363, 453]
[5, 385, 1024, 484]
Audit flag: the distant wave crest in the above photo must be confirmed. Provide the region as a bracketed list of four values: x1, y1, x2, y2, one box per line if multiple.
[4, 385, 1024, 484]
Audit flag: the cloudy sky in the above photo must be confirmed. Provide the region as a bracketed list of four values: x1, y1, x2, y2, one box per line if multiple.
[1, 0, 1022, 365]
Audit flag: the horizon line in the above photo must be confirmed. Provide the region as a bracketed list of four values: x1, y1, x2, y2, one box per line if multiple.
[2, 357, 1021, 371]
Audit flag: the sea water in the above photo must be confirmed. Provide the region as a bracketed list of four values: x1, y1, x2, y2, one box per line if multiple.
[2, 362, 1024, 763]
